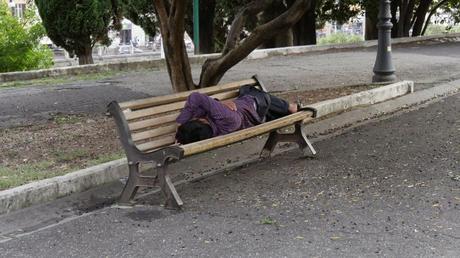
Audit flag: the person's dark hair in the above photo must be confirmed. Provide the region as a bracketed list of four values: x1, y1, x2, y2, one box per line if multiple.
[175, 120, 213, 144]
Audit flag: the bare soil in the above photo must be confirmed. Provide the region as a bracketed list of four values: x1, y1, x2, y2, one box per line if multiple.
[0, 84, 377, 190]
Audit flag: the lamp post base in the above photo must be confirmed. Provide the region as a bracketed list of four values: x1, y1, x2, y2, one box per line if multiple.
[372, 73, 396, 83]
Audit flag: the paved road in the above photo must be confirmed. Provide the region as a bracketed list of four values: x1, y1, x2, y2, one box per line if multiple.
[1, 92, 458, 257]
[1, 41, 460, 127]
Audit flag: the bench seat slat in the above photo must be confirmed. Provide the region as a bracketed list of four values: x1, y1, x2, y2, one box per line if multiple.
[125, 91, 239, 121]
[119, 79, 256, 110]
[132, 124, 177, 142]
[181, 111, 314, 156]
[136, 134, 176, 152]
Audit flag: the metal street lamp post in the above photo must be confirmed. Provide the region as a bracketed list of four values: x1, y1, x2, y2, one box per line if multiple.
[193, 0, 200, 54]
[373, 0, 396, 82]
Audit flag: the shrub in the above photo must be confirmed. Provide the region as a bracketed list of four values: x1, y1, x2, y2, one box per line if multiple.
[318, 32, 364, 46]
[0, 3, 53, 73]
[424, 24, 460, 35]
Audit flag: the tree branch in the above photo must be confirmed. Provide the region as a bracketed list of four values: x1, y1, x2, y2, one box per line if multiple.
[421, 0, 449, 35]
[154, 0, 169, 34]
[199, 0, 312, 87]
[222, 0, 266, 54]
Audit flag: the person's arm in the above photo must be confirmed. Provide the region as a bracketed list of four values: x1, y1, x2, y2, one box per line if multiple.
[221, 99, 237, 111]
[176, 92, 229, 124]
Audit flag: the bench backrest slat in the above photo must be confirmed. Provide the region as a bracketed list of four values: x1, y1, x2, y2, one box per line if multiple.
[128, 113, 179, 131]
[137, 134, 176, 152]
[125, 90, 239, 121]
[132, 124, 177, 142]
[120, 79, 257, 110]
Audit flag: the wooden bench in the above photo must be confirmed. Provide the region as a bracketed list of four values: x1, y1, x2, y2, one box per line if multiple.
[108, 75, 317, 209]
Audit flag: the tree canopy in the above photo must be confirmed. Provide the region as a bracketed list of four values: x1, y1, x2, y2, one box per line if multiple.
[0, 2, 53, 72]
[35, 0, 122, 65]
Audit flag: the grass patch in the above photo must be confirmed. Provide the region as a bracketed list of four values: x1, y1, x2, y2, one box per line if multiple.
[260, 217, 277, 225]
[0, 161, 63, 190]
[425, 24, 460, 36]
[0, 71, 118, 89]
[53, 149, 91, 162]
[86, 152, 124, 166]
[0, 151, 124, 190]
[52, 114, 85, 125]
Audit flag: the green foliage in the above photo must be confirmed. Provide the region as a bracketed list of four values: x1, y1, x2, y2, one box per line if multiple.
[119, 0, 157, 37]
[317, 0, 361, 25]
[0, 2, 53, 72]
[34, 0, 122, 61]
[318, 32, 363, 45]
[425, 24, 460, 35]
[438, 0, 460, 24]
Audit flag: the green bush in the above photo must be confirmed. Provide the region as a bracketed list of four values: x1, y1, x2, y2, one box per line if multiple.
[0, 3, 53, 73]
[424, 24, 460, 35]
[318, 32, 364, 46]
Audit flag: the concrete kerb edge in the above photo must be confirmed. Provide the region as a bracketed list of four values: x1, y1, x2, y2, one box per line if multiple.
[0, 159, 127, 215]
[1, 33, 459, 83]
[0, 80, 418, 214]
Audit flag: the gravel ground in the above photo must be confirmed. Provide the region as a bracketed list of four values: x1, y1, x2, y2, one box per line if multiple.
[0, 92, 458, 257]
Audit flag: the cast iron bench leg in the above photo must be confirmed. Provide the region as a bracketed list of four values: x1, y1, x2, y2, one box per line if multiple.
[260, 122, 316, 158]
[119, 163, 160, 204]
[294, 123, 317, 156]
[157, 162, 183, 209]
[119, 163, 141, 204]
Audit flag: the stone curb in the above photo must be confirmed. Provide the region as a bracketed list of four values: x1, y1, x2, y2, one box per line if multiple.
[1, 33, 459, 83]
[0, 80, 417, 214]
[307, 81, 414, 117]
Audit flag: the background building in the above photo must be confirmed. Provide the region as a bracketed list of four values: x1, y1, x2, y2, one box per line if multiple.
[6, 0, 27, 18]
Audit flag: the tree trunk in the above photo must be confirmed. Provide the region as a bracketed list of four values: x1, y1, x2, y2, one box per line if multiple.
[365, 14, 378, 40]
[198, 0, 216, 53]
[198, 0, 312, 87]
[403, 0, 416, 36]
[260, 2, 289, 48]
[397, 0, 407, 37]
[391, 0, 400, 38]
[77, 47, 94, 65]
[154, 0, 195, 92]
[411, 0, 432, 36]
[163, 36, 195, 92]
[364, 0, 379, 40]
[293, 0, 316, 46]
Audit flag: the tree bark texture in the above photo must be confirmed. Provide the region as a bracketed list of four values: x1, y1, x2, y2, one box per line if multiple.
[199, 0, 216, 53]
[391, 0, 400, 38]
[154, 0, 195, 92]
[292, 0, 316, 46]
[411, 0, 432, 36]
[364, 0, 379, 40]
[365, 14, 378, 40]
[77, 47, 94, 65]
[199, 0, 312, 87]
[260, 2, 293, 48]
[403, 0, 416, 36]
